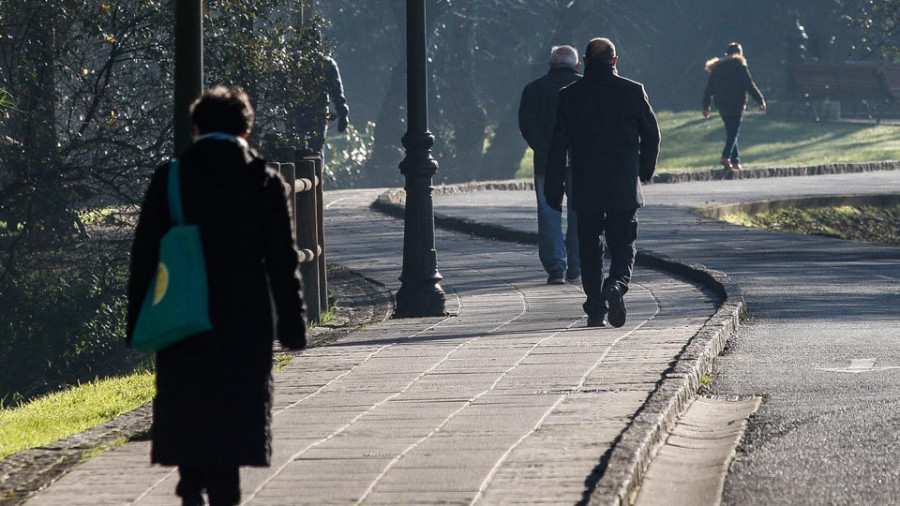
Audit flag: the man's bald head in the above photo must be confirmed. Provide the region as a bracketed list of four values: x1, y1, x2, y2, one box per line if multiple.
[584, 37, 617, 66]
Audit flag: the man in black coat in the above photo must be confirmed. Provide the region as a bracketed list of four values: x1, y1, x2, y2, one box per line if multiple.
[295, 53, 350, 154]
[127, 86, 306, 506]
[545, 38, 660, 328]
[518, 45, 582, 285]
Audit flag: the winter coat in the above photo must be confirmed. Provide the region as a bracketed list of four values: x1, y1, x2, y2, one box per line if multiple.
[545, 64, 660, 213]
[126, 137, 307, 467]
[518, 66, 582, 176]
[702, 55, 765, 117]
[296, 56, 349, 152]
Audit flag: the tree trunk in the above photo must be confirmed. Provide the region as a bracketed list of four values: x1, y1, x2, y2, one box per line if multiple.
[21, 11, 71, 243]
[365, 0, 451, 188]
[478, 1, 590, 181]
[365, 54, 407, 188]
[438, 8, 485, 184]
[364, 1, 408, 188]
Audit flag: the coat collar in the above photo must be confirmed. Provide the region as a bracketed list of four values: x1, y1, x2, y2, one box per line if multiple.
[583, 63, 618, 80]
[548, 66, 580, 76]
[705, 54, 747, 72]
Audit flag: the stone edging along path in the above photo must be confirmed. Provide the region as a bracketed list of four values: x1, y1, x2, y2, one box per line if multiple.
[373, 190, 743, 506]
[371, 159, 898, 505]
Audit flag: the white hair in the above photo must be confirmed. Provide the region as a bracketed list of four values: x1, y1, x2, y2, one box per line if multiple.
[549, 45, 579, 68]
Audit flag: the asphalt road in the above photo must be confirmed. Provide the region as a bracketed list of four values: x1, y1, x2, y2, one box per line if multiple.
[647, 174, 900, 505]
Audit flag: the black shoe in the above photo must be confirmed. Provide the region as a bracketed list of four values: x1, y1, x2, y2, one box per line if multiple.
[587, 314, 607, 327]
[565, 271, 581, 283]
[605, 283, 626, 328]
[180, 492, 205, 506]
[547, 272, 565, 285]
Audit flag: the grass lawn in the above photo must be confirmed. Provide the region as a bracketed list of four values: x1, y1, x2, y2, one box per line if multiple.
[0, 303, 335, 460]
[516, 110, 900, 177]
[0, 371, 155, 459]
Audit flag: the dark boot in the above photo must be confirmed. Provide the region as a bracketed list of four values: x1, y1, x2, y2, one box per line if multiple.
[605, 283, 626, 328]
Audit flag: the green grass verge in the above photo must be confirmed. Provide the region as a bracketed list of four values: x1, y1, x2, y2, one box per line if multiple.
[0, 371, 155, 459]
[1, 296, 339, 460]
[722, 204, 900, 246]
[516, 110, 900, 178]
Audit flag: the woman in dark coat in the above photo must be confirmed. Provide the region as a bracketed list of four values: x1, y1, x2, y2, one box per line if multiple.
[126, 86, 307, 506]
[702, 42, 766, 171]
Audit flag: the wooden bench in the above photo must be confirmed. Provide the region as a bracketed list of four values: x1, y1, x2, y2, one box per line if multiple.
[790, 63, 838, 100]
[790, 62, 900, 120]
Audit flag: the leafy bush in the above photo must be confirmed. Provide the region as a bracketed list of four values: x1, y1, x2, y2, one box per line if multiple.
[0, 0, 333, 404]
[0, 236, 148, 403]
[323, 120, 376, 189]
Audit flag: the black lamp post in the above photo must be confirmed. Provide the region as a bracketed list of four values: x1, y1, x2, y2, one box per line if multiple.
[174, 0, 203, 155]
[394, 0, 446, 317]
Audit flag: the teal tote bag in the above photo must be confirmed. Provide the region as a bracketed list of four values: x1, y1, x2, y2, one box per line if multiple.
[130, 159, 212, 352]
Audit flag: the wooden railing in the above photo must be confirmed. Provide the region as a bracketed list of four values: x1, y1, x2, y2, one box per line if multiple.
[267, 149, 327, 324]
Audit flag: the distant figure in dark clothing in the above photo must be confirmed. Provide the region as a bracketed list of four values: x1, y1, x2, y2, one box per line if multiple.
[702, 42, 766, 171]
[297, 54, 350, 154]
[127, 86, 307, 506]
[518, 45, 581, 285]
[546, 37, 660, 328]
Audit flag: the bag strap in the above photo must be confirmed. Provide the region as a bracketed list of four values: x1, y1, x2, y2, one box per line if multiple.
[167, 158, 185, 226]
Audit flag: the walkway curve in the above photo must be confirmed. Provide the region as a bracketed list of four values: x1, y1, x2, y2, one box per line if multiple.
[429, 168, 900, 505]
[18, 189, 717, 506]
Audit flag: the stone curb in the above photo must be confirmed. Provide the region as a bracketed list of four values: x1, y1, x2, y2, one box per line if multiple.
[373, 188, 744, 506]
[654, 159, 899, 183]
[587, 252, 743, 506]
[378, 159, 900, 197]
[0, 404, 153, 506]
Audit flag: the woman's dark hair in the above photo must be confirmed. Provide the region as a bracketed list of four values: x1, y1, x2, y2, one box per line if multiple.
[189, 85, 255, 135]
[726, 42, 743, 56]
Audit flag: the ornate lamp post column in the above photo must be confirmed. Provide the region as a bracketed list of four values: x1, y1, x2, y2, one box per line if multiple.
[394, 0, 446, 317]
[174, 0, 203, 155]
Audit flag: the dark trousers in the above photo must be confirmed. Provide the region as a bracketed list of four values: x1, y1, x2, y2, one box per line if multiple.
[576, 208, 638, 317]
[721, 114, 742, 163]
[177, 466, 241, 506]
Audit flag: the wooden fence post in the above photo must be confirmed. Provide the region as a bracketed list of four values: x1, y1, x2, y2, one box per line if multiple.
[294, 157, 321, 323]
[313, 153, 328, 316]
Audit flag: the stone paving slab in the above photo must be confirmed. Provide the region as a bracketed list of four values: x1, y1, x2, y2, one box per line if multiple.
[22, 189, 716, 505]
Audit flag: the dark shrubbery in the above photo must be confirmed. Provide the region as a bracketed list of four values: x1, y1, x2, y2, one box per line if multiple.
[0, 234, 148, 403]
[0, 0, 335, 404]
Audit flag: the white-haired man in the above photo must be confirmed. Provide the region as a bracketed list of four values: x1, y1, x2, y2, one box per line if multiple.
[518, 45, 581, 285]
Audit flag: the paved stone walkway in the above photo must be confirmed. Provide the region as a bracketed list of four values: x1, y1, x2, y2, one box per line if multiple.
[23, 190, 715, 505]
[429, 169, 900, 504]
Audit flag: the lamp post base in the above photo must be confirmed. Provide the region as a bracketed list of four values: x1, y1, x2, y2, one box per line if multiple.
[395, 279, 446, 318]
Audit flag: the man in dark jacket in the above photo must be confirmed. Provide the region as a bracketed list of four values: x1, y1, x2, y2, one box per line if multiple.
[127, 86, 306, 506]
[702, 42, 766, 171]
[296, 54, 350, 155]
[519, 45, 582, 285]
[545, 38, 660, 328]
